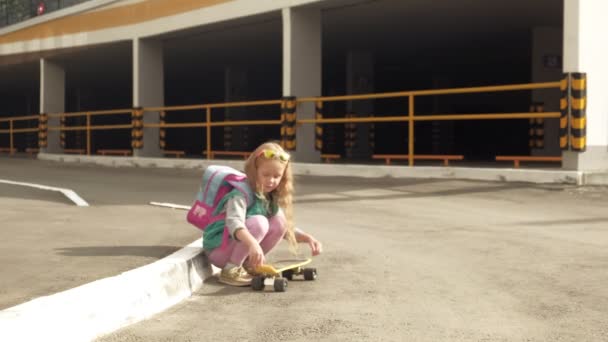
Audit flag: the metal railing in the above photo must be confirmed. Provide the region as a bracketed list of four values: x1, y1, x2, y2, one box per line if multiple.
[0, 81, 562, 165]
[297, 82, 562, 165]
[48, 109, 132, 155]
[144, 99, 283, 158]
[0, 115, 38, 154]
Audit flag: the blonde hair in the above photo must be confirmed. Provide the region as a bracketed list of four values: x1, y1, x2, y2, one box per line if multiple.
[244, 141, 297, 253]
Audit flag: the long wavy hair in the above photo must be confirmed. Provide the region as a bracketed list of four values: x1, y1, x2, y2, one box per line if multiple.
[244, 141, 297, 253]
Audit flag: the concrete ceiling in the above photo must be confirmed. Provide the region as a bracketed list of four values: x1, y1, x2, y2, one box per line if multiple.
[163, 14, 282, 74]
[322, 0, 562, 37]
[0, 60, 38, 89]
[0, 42, 131, 88]
[0, 0, 563, 88]
[163, 0, 563, 74]
[322, 0, 562, 61]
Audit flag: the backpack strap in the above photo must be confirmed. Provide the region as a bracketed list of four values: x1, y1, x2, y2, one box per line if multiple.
[225, 176, 255, 206]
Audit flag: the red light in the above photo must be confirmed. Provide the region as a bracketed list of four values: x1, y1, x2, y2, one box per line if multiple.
[37, 2, 46, 16]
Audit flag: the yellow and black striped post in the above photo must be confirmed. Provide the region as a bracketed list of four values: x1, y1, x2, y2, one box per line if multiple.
[60, 115, 66, 148]
[243, 126, 249, 151]
[529, 103, 544, 149]
[559, 74, 570, 150]
[344, 113, 356, 150]
[281, 96, 297, 151]
[223, 126, 233, 150]
[315, 101, 323, 151]
[369, 121, 375, 152]
[570, 72, 586, 151]
[38, 113, 48, 148]
[131, 107, 144, 149]
[159, 111, 166, 149]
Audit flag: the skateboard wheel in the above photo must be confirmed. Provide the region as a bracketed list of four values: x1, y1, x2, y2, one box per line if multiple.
[274, 277, 288, 292]
[282, 269, 294, 280]
[252, 276, 265, 291]
[303, 268, 317, 281]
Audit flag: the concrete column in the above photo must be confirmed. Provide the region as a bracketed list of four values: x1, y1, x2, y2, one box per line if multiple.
[40, 58, 65, 154]
[282, 6, 321, 162]
[531, 27, 562, 157]
[562, 0, 608, 170]
[346, 51, 374, 159]
[133, 38, 163, 158]
[224, 66, 248, 151]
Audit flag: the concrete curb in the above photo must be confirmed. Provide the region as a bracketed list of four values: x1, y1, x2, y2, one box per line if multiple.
[37, 153, 600, 185]
[0, 239, 215, 342]
[583, 171, 608, 186]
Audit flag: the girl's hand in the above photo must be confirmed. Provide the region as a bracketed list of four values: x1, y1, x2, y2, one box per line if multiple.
[307, 236, 323, 256]
[235, 228, 265, 267]
[247, 242, 265, 267]
[294, 229, 323, 256]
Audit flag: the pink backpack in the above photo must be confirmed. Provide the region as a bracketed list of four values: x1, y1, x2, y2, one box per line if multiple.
[186, 165, 255, 231]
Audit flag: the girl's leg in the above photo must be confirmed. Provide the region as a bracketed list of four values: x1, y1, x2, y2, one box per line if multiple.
[259, 211, 287, 254]
[209, 213, 288, 270]
[208, 215, 270, 268]
[208, 216, 273, 286]
[206, 242, 235, 269]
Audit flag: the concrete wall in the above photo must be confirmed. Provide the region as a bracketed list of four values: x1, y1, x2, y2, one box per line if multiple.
[563, 0, 608, 171]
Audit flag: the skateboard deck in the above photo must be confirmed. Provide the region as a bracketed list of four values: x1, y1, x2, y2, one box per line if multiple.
[255, 258, 312, 276]
[252, 258, 317, 292]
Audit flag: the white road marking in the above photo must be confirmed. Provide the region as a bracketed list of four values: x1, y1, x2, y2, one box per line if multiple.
[149, 201, 190, 210]
[0, 179, 89, 207]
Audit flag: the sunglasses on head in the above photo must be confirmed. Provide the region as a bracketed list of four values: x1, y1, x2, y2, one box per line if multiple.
[257, 149, 290, 162]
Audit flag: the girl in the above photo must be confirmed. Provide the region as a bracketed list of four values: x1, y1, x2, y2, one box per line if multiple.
[204, 142, 323, 286]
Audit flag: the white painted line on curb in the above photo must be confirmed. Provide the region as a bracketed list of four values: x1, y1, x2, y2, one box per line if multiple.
[0, 238, 217, 342]
[0, 179, 89, 207]
[149, 201, 190, 210]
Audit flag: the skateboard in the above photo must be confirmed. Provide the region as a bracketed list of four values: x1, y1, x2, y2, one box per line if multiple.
[251, 258, 317, 292]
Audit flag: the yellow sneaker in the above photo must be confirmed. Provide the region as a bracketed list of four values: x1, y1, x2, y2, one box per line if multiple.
[219, 266, 252, 286]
